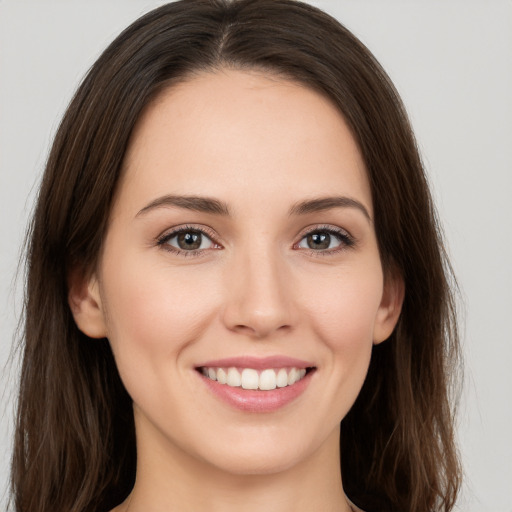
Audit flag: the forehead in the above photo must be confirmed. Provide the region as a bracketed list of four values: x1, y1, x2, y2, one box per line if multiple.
[120, 68, 371, 216]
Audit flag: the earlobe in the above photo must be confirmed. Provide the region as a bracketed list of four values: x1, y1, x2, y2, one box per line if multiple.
[373, 272, 405, 345]
[68, 268, 108, 339]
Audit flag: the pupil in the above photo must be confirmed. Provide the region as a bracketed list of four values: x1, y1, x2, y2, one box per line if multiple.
[308, 232, 330, 250]
[178, 231, 201, 250]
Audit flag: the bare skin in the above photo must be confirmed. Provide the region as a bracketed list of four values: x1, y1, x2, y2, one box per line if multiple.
[70, 69, 402, 512]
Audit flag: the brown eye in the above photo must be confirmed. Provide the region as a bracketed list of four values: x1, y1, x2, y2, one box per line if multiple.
[296, 227, 353, 253]
[177, 231, 202, 250]
[306, 232, 331, 250]
[162, 229, 215, 252]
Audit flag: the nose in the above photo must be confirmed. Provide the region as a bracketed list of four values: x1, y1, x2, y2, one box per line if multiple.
[221, 246, 296, 339]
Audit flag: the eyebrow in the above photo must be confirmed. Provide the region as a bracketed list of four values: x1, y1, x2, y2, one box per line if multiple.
[136, 194, 371, 221]
[136, 195, 230, 217]
[289, 196, 372, 221]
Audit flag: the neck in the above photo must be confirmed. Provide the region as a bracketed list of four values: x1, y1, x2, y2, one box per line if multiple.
[115, 419, 353, 512]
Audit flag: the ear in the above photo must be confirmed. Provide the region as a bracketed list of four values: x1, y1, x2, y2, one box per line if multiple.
[373, 271, 405, 345]
[68, 267, 108, 339]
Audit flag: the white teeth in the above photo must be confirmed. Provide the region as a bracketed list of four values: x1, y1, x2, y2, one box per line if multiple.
[259, 369, 277, 390]
[241, 369, 259, 390]
[217, 367, 227, 384]
[288, 367, 298, 385]
[201, 366, 310, 390]
[276, 368, 288, 388]
[227, 367, 241, 387]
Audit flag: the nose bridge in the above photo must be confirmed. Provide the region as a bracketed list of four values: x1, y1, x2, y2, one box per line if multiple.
[222, 239, 295, 338]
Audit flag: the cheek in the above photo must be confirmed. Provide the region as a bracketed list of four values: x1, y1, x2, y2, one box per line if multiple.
[301, 263, 383, 369]
[100, 253, 221, 366]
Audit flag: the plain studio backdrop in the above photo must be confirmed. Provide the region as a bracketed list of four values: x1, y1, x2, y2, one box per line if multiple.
[0, 1, 511, 511]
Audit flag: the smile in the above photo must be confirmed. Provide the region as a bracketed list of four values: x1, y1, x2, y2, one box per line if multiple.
[200, 366, 309, 390]
[195, 356, 316, 412]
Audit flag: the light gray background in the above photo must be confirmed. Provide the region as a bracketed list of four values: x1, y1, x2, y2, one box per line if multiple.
[1, 1, 511, 511]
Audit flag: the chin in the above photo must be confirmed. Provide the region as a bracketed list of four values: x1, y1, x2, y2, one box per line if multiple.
[191, 424, 338, 478]
[205, 447, 310, 477]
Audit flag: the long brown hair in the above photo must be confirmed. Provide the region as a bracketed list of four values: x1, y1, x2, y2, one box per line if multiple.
[11, 1, 462, 511]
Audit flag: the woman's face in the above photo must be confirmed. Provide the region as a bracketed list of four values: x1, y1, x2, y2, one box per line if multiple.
[73, 69, 402, 477]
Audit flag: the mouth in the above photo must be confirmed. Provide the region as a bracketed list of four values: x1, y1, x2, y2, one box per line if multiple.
[196, 366, 315, 391]
[195, 356, 316, 412]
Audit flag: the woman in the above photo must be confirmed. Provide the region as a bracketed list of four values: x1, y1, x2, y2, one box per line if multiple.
[11, 1, 462, 511]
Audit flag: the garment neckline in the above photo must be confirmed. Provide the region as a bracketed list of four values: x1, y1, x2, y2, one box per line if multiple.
[346, 495, 366, 512]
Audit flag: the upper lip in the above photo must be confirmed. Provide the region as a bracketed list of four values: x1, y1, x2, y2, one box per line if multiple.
[196, 355, 315, 370]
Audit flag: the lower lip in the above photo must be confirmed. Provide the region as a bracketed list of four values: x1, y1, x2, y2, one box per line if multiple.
[199, 370, 314, 413]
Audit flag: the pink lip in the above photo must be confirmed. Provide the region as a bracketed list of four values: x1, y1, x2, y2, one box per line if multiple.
[196, 355, 315, 370]
[195, 356, 316, 413]
[199, 373, 314, 413]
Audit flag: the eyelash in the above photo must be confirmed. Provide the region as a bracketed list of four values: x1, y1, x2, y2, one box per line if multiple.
[157, 224, 219, 258]
[156, 224, 355, 257]
[295, 224, 355, 256]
